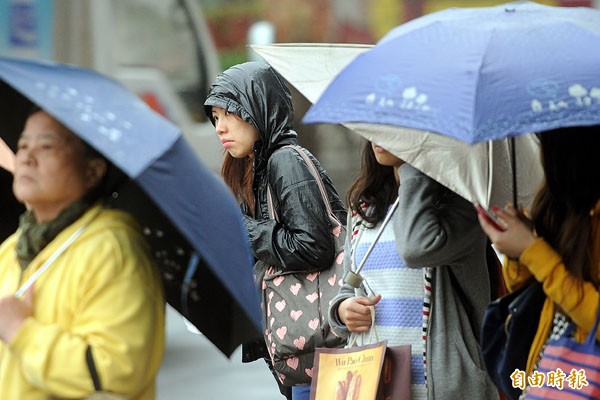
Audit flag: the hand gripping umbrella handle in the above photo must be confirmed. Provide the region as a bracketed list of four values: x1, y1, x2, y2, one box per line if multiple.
[344, 197, 400, 288]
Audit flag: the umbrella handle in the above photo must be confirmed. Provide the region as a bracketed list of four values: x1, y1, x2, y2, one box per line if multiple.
[344, 270, 364, 289]
[510, 136, 518, 208]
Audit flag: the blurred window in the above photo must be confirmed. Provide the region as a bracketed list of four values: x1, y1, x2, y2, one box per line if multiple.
[111, 0, 206, 121]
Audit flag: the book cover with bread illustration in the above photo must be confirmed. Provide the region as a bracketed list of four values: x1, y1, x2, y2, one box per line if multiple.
[310, 341, 386, 400]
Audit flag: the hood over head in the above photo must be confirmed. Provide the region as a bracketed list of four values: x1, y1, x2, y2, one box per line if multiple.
[204, 62, 296, 160]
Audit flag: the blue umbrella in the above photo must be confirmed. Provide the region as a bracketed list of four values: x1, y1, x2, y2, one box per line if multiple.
[303, 1, 600, 144]
[0, 56, 261, 357]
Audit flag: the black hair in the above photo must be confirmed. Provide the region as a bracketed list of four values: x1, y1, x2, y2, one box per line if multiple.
[346, 140, 398, 226]
[532, 125, 600, 290]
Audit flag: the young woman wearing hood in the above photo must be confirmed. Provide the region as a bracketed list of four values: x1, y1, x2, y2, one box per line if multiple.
[205, 61, 347, 400]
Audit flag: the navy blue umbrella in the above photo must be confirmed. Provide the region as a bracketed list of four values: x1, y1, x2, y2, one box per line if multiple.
[0, 56, 261, 357]
[304, 1, 600, 144]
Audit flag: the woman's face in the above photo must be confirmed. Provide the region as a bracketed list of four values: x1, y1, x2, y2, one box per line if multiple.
[371, 142, 404, 168]
[212, 106, 260, 158]
[13, 111, 105, 222]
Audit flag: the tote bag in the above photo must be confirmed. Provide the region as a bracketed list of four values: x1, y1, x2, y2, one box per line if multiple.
[261, 145, 347, 386]
[523, 302, 600, 399]
[310, 311, 413, 400]
[310, 340, 412, 400]
[310, 340, 388, 400]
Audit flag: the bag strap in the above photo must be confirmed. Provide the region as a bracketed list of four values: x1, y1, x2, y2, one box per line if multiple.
[349, 306, 380, 347]
[285, 145, 336, 219]
[266, 145, 340, 226]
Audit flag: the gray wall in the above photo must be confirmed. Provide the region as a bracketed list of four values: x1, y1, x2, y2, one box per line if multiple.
[290, 85, 362, 201]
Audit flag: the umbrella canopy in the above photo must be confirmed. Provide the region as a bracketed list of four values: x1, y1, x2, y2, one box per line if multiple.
[252, 43, 543, 208]
[251, 43, 372, 105]
[303, 2, 600, 144]
[0, 56, 261, 357]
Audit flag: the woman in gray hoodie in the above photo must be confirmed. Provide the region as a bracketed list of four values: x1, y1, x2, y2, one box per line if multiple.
[393, 162, 499, 399]
[329, 140, 499, 399]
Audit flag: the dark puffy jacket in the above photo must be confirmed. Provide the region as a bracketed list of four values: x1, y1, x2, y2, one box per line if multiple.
[205, 61, 346, 272]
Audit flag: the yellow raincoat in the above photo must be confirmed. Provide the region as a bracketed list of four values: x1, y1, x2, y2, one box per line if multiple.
[0, 204, 165, 399]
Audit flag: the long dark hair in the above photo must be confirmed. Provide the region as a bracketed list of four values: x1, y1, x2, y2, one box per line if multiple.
[221, 153, 255, 216]
[531, 125, 600, 290]
[346, 140, 397, 226]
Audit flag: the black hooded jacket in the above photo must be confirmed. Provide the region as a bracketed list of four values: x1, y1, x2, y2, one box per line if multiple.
[205, 61, 347, 273]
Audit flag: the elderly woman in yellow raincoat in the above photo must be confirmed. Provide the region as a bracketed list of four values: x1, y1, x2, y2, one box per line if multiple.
[0, 109, 165, 399]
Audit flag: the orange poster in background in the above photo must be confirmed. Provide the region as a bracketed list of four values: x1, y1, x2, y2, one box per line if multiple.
[310, 341, 386, 400]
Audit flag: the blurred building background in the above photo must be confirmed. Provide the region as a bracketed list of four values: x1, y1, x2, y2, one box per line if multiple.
[205, 0, 596, 68]
[1, 0, 597, 198]
[201, 0, 597, 197]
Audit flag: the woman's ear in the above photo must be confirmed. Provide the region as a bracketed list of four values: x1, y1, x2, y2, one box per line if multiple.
[86, 158, 108, 189]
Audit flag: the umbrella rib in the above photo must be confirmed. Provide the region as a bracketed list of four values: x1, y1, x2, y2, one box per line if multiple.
[471, 29, 495, 142]
[181, 252, 200, 317]
[486, 140, 494, 206]
[510, 136, 518, 207]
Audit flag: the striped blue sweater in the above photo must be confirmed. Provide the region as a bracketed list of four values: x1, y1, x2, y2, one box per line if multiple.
[330, 211, 427, 400]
